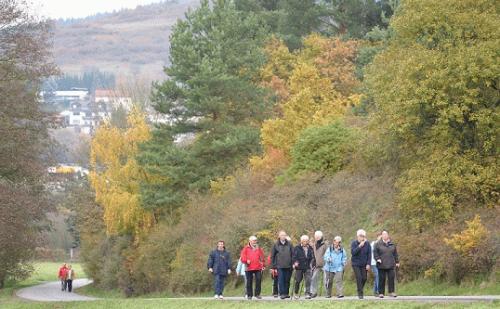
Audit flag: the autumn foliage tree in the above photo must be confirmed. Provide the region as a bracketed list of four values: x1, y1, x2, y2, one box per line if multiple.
[90, 108, 155, 237]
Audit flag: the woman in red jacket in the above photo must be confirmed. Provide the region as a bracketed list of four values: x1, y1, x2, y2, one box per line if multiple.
[240, 235, 265, 299]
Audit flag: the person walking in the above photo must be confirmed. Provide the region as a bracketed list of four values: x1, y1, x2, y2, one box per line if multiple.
[65, 265, 76, 292]
[240, 236, 265, 300]
[323, 236, 347, 298]
[58, 263, 68, 291]
[271, 231, 293, 299]
[371, 233, 382, 296]
[207, 240, 232, 299]
[235, 258, 247, 298]
[292, 235, 315, 299]
[310, 231, 327, 298]
[374, 230, 400, 298]
[350, 229, 371, 299]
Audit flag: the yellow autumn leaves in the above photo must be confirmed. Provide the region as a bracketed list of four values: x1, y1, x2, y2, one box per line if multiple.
[89, 108, 155, 237]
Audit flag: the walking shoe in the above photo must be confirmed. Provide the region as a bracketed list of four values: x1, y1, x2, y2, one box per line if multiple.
[358, 294, 364, 299]
[255, 296, 262, 299]
[379, 294, 384, 298]
[219, 295, 224, 300]
[214, 295, 219, 299]
[273, 294, 278, 298]
[311, 293, 317, 298]
[280, 295, 287, 299]
[305, 294, 311, 299]
[325, 295, 332, 298]
[337, 295, 344, 298]
[247, 296, 252, 300]
[390, 293, 397, 298]
[294, 295, 299, 300]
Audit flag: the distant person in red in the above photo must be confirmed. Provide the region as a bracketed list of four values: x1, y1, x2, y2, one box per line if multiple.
[240, 235, 265, 300]
[58, 263, 68, 291]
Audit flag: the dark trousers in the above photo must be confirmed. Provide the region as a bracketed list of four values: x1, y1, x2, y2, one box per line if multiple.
[272, 275, 279, 295]
[378, 268, 395, 295]
[213, 274, 226, 295]
[278, 268, 292, 296]
[66, 279, 73, 292]
[61, 279, 67, 291]
[245, 270, 262, 297]
[294, 269, 312, 295]
[352, 266, 367, 296]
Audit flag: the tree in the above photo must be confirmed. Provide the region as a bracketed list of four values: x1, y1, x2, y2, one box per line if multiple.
[366, 0, 499, 228]
[89, 108, 155, 237]
[139, 0, 272, 214]
[0, 0, 56, 288]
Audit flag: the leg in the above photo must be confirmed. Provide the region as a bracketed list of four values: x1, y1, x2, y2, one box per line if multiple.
[360, 267, 367, 293]
[245, 271, 254, 298]
[334, 271, 344, 296]
[67, 280, 72, 292]
[378, 269, 387, 295]
[272, 276, 279, 296]
[325, 271, 334, 297]
[218, 275, 226, 296]
[372, 265, 379, 295]
[310, 267, 320, 296]
[387, 268, 396, 294]
[352, 266, 363, 297]
[304, 269, 312, 295]
[278, 268, 286, 296]
[243, 275, 247, 296]
[255, 271, 262, 297]
[284, 268, 292, 296]
[294, 270, 303, 295]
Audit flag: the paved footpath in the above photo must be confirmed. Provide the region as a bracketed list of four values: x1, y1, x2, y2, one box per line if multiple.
[16, 280, 500, 303]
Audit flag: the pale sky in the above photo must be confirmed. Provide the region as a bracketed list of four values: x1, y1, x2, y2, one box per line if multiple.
[31, 0, 163, 19]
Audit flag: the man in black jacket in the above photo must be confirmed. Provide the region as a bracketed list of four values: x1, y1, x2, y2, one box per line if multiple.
[374, 230, 399, 298]
[292, 235, 316, 299]
[350, 229, 371, 299]
[271, 230, 293, 299]
[207, 240, 231, 299]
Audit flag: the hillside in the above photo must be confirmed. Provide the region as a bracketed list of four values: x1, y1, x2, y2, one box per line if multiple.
[53, 0, 199, 82]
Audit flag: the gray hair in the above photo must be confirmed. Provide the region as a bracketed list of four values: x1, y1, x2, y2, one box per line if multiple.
[249, 235, 257, 241]
[314, 230, 323, 238]
[356, 229, 366, 237]
[300, 235, 309, 242]
[334, 236, 342, 242]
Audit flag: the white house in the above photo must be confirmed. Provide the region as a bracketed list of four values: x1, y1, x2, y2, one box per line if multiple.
[95, 89, 133, 111]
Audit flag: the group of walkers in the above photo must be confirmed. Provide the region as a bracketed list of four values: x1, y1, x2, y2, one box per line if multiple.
[57, 263, 76, 292]
[207, 229, 399, 300]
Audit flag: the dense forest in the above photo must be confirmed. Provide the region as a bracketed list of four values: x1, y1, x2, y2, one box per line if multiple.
[69, 0, 498, 295]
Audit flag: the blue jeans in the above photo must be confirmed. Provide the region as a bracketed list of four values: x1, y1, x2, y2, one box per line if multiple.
[214, 274, 226, 295]
[372, 265, 379, 294]
[277, 268, 292, 296]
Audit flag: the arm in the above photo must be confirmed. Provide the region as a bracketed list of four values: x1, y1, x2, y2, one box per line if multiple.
[323, 248, 330, 263]
[271, 244, 277, 268]
[394, 244, 399, 265]
[240, 248, 247, 264]
[342, 249, 347, 266]
[366, 243, 372, 267]
[207, 251, 214, 269]
[373, 243, 381, 262]
[227, 252, 232, 270]
[351, 240, 361, 256]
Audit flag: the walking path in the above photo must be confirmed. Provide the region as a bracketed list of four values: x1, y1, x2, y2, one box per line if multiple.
[16, 279, 96, 302]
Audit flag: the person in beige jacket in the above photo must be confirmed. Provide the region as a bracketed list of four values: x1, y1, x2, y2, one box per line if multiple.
[311, 230, 328, 298]
[65, 265, 76, 292]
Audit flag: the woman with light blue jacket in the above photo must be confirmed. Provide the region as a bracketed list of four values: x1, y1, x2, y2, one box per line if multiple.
[323, 236, 348, 298]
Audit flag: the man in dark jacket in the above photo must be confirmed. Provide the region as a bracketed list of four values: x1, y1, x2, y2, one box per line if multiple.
[292, 235, 316, 299]
[374, 230, 399, 298]
[207, 240, 231, 299]
[271, 231, 293, 299]
[350, 229, 371, 299]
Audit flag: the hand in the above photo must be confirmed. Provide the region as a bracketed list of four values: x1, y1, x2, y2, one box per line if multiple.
[366, 265, 371, 271]
[396, 263, 400, 268]
[359, 241, 365, 247]
[227, 269, 231, 275]
[377, 259, 382, 264]
[247, 260, 251, 265]
[208, 268, 213, 273]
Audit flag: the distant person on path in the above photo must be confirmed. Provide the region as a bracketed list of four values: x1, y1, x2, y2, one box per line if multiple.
[323, 236, 347, 298]
[65, 265, 76, 292]
[350, 229, 371, 299]
[371, 232, 382, 296]
[235, 258, 247, 298]
[207, 240, 232, 299]
[271, 231, 293, 299]
[240, 235, 265, 300]
[58, 263, 68, 291]
[311, 230, 328, 298]
[292, 235, 315, 299]
[374, 230, 399, 298]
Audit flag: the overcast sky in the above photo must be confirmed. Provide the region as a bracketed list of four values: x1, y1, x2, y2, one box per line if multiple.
[32, 0, 163, 19]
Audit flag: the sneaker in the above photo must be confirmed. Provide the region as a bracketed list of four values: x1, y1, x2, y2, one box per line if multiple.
[358, 295, 364, 299]
[311, 293, 317, 298]
[273, 294, 278, 298]
[379, 294, 384, 298]
[390, 293, 397, 298]
[280, 295, 287, 299]
[285, 295, 291, 299]
[337, 295, 344, 298]
[255, 296, 262, 300]
[294, 295, 299, 300]
[305, 294, 312, 299]
[214, 295, 219, 299]
[325, 295, 332, 298]
[247, 296, 252, 300]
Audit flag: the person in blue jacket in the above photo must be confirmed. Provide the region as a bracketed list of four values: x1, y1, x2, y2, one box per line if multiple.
[323, 236, 347, 298]
[350, 229, 371, 299]
[207, 240, 231, 299]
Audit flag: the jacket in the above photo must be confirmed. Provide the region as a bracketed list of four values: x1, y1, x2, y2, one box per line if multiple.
[374, 239, 399, 270]
[350, 240, 371, 267]
[323, 245, 347, 273]
[207, 249, 231, 276]
[271, 239, 293, 269]
[292, 244, 315, 270]
[240, 244, 265, 271]
[58, 267, 67, 280]
[66, 269, 76, 280]
[313, 238, 328, 268]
